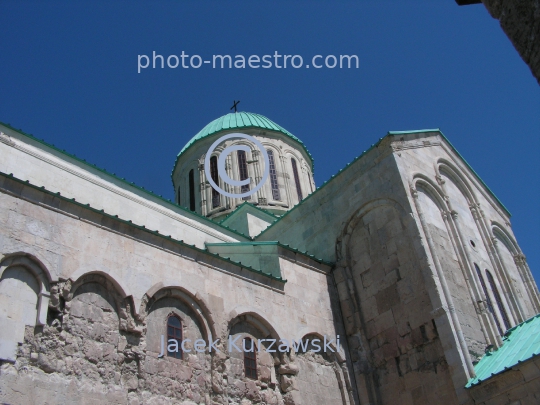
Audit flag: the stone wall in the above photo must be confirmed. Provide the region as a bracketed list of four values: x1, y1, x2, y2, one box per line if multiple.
[335, 202, 460, 405]
[0, 171, 353, 405]
[259, 129, 539, 403]
[467, 356, 540, 404]
[482, 0, 540, 85]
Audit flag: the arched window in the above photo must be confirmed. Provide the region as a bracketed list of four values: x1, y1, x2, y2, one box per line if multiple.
[167, 315, 183, 359]
[189, 170, 196, 211]
[210, 156, 220, 208]
[486, 270, 511, 331]
[237, 150, 250, 200]
[267, 149, 280, 201]
[475, 264, 503, 335]
[291, 158, 303, 201]
[243, 337, 257, 379]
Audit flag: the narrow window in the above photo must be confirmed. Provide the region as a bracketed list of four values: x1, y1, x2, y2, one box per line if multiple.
[210, 156, 220, 208]
[308, 172, 313, 193]
[189, 170, 196, 211]
[237, 150, 250, 199]
[475, 264, 503, 335]
[177, 187, 181, 205]
[267, 150, 280, 201]
[167, 315, 183, 359]
[486, 270, 511, 331]
[243, 337, 257, 379]
[291, 158, 303, 201]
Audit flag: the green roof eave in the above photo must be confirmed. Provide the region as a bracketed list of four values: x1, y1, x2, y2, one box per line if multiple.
[466, 313, 540, 388]
[0, 120, 249, 241]
[255, 135, 386, 240]
[255, 128, 511, 241]
[0, 170, 283, 283]
[206, 241, 333, 267]
[387, 129, 511, 216]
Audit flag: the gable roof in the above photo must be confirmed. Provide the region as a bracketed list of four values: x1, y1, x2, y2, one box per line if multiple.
[254, 129, 511, 241]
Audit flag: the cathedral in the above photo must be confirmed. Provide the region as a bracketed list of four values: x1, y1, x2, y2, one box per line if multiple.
[0, 111, 539, 405]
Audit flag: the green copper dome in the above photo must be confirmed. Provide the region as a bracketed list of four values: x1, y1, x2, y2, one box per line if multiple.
[176, 112, 313, 166]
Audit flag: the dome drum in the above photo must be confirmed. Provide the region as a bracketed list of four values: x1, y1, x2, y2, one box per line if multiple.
[172, 113, 315, 220]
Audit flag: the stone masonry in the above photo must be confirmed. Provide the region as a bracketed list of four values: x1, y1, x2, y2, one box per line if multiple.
[0, 118, 539, 405]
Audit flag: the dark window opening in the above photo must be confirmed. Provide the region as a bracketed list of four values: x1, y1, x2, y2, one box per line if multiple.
[167, 315, 183, 359]
[177, 186, 181, 205]
[189, 170, 196, 211]
[291, 158, 303, 201]
[243, 337, 257, 379]
[475, 263, 503, 335]
[210, 156, 221, 208]
[237, 150, 250, 200]
[267, 149, 280, 201]
[486, 270, 511, 331]
[470, 240, 476, 248]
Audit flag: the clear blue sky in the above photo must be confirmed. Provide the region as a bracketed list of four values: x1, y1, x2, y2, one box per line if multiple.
[1, 2, 539, 279]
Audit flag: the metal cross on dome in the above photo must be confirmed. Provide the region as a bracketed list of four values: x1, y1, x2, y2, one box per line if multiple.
[230, 100, 240, 113]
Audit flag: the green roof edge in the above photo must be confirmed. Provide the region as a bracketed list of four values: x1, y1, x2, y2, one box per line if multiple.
[0, 170, 285, 283]
[206, 241, 334, 267]
[465, 312, 540, 388]
[256, 129, 511, 240]
[254, 135, 385, 239]
[388, 129, 511, 216]
[0, 120, 250, 240]
[218, 201, 279, 225]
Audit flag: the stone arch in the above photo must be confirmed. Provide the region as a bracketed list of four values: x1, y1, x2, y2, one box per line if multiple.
[411, 175, 484, 371]
[412, 174, 448, 209]
[69, 270, 128, 302]
[294, 329, 345, 363]
[224, 309, 283, 396]
[491, 222, 519, 255]
[0, 253, 52, 324]
[140, 286, 212, 402]
[491, 222, 540, 317]
[67, 271, 142, 337]
[294, 332, 351, 405]
[336, 197, 421, 405]
[0, 253, 52, 361]
[437, 159, 478, 205]
[430, 163, 518, 345]
[226, 307, 283, 342]
[143, 284, 216, 343]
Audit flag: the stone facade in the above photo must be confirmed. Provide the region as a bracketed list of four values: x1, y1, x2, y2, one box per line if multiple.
[0, 118, 539, 405]
[482, 0, 540, 85]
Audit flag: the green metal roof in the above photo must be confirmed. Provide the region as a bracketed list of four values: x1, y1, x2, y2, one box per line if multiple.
[172, 112, 314, 181]
[256, 129, 511, 244]
[0, 120, 249, 240]
[466, 313, 540, 388]
[178, 112, 308, 156]
[0, 170, 284, 283]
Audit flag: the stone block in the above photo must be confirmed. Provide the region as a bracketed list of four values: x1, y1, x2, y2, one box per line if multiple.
[375, 285, 400, 314]
[366, 309, 396, 339]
